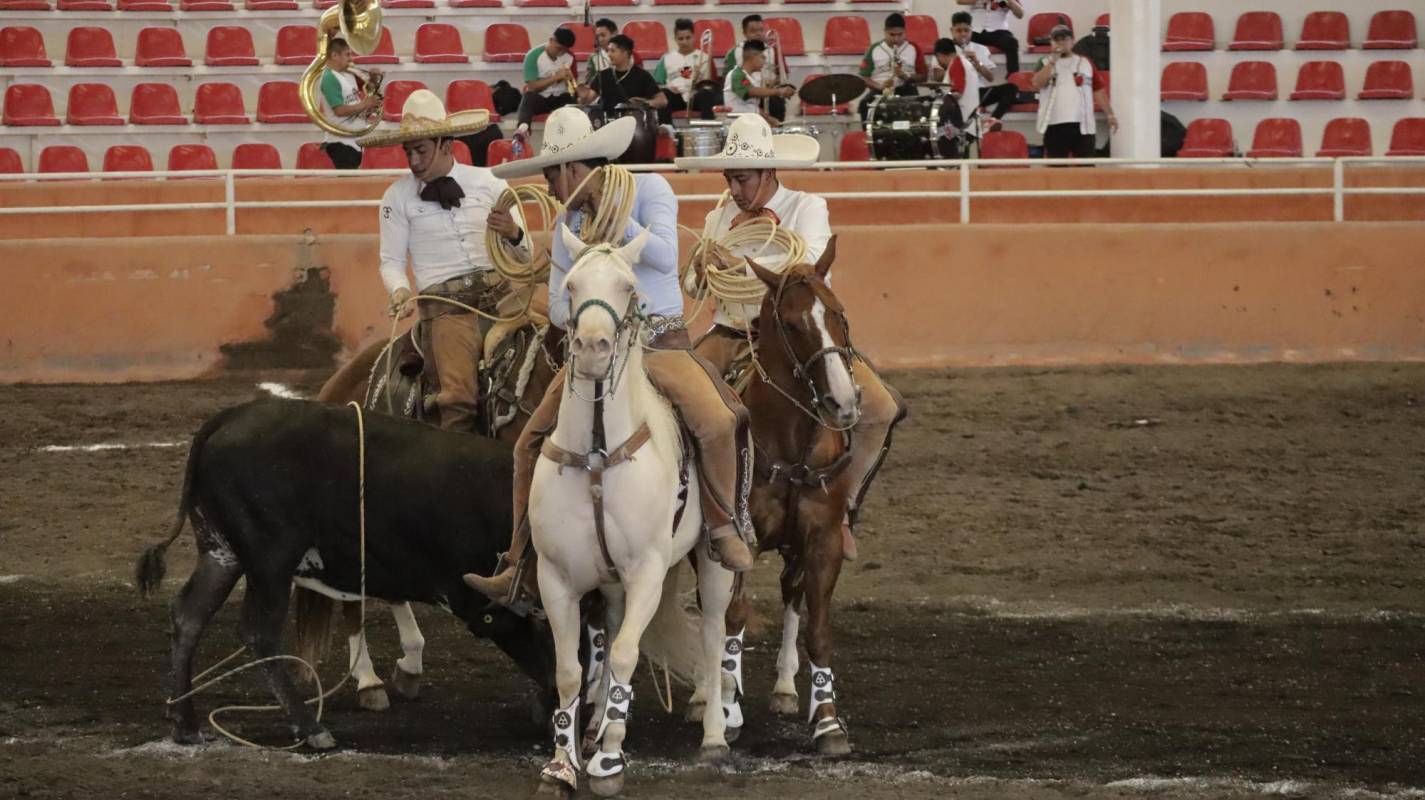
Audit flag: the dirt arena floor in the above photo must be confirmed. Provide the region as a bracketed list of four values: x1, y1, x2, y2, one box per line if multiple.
[2, 363, 1423, 799]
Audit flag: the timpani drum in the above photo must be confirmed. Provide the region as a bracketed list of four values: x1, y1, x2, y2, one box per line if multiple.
[679, 123, 727, 157]
[863, 94, 956, 161]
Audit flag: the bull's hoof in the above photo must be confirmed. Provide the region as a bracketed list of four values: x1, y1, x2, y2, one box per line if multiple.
[306, 729, 337, 751]
[389, 665, 422, 700]
[815, 729, 851, 756]
[357, 685, 390, 712]
[684, 701, 706, 723]
[768, 692, 799, 716]
[589, 774, 624, 798]
[698, 743, 731, 765]
[725, 725, 742, 744]
[170, 726, 204, 746]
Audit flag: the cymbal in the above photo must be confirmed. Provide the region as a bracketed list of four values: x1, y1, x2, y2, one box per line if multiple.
[798, 73, 866, 106]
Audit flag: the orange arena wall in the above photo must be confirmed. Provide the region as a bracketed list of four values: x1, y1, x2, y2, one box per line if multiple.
[3, 222, 1423, 383]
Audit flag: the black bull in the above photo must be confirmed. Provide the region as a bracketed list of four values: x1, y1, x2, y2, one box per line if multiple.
[135, 397, 556, 748]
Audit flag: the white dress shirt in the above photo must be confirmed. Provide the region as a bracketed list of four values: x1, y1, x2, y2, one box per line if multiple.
[378, 162, 529, 294]
[689, 182, 832, 329]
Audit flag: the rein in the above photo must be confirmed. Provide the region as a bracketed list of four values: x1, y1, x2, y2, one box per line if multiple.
[748, 269, 859, 434]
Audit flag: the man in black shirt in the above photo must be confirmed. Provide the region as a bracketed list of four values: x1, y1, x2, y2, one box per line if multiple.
[578, 34, 666, 117]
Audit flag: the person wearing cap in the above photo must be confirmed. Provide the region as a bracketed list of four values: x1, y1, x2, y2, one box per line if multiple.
[514, 28, 579, 144]
[856, 13, 925, 121]
[676, 115, 906, 562]
[464, 106, 757, 612]
[957, 0, 1025, 74]
[1031, 24, 1116, 159]
[361, 90, 530, 433]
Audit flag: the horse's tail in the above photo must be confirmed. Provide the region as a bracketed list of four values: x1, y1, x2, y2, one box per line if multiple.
[292, 588, 340, 682]
[637, 561, 705, 690]
[134, 406, 238, 598]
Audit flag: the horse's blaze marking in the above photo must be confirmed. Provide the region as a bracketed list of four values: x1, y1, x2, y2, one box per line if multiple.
[810, 297, 857, 410]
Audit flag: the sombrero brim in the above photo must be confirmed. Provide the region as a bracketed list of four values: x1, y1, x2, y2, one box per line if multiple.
[675, 133, 820, 171]
[356, 110, 491, 149]
[491, 116, 638, 179]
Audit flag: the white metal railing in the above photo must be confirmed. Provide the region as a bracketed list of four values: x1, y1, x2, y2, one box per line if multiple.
[1, 157, 1422, 233]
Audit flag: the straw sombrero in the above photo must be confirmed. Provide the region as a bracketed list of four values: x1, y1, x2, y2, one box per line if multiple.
[674, 114, 819, 171]
[357, 89, 490, 148]
[491, 106, 637, 179]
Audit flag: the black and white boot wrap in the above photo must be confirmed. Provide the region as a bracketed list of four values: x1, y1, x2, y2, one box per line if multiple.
[543, 698, 581, 788]
[722, 628, 745, 728]
[584, 623, 607, 696]
[808, 663, 844, 739]
[587, 677, 632, 778]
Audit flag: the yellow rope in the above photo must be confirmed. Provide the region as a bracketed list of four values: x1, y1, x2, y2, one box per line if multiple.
[679, 191, 809, 325]
[571, 164, 637, 246]
[488, 183, 563, 286]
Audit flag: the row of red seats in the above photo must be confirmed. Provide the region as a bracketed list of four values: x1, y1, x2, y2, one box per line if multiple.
[0, 0, 898, 9]
[2, 79, 503, 125]
[1180, 117, 1425, 158]
[1162, 60, 1422, 103]
[1165, 10, 1417, 51]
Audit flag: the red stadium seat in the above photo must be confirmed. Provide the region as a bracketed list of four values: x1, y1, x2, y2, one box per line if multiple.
[903, 14, 936, 56]
[362, 145, 406, 169]
[483, 23, 530, 62]
[65, 28, 122, 67]
[205, 26, 259, 66]
[168, 144, 219, 171]
[415, 23, 469, 63]
[653, 0, 700, 4]
[1229, 11, 1283, 51]
[1245, 118, 1302, 158]
[119, 0, 173, 8]
[981, 130, 1028, 160]
[1359, 61, 1413, 100]
[592, 0, 634, 5]
[233, 143, 282, 170]
[487, 138, 530, 166]
[257, 81, 309, 123]
[3, 84, 60, 125]
[1, 27, 52, 67]
[193, 82, 251, 124]
[0, 148, 23, 173]
[136, 28, 192, 67]
[559, 23, 595, 59]
[354, 28, 398, 65]
[446, 79, 500, 120]
[1296, 11, 1349, 50]
[1222, 61, 1277, 101]
[1025, 12, 1072, 54]
[179, 0, 233, 9]
[39, 146, 89, 173]
[654, 132, 675, 161]
[296, 142, 335, 169]
[624, 21, 669, 60]
[58, 0, 112, 9]
[1178, 118, 1234, 157]
[450, 0, 502, 6]
[822, 16, 870, 55]
[451, 139, 473, 165]
[1163, 11, 1214, 51]
[838, 129, 869, 161]
[245, 0, 299, 9]
[695, 20, 736, 57]
[275, 25, 317, 65]
[1004, 72, 1039, 112]
[1317, 118, 1372, 157]
[1364, 10, 1417, 50]
[513, 0, 567, 5]
[104, 145, 154, 172]
[385, 0, 433, 6]
[1386, 118, 1425, 156]
[130, 83, 187, 124]
[765, 17, 806, 56]
[382, 80, 427, 121]
[1161, 62, 1208, 102]
[66, 83, 124, 125]
[1290, 61, 1345, 101]
[0, 0, 53, 10]
[799, 73, 852, 114]
[1095, 13, 1109, 29]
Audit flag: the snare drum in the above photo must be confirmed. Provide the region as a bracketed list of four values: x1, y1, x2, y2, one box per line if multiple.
[679, 124, 727, 157]
[864, 95, 955, 161]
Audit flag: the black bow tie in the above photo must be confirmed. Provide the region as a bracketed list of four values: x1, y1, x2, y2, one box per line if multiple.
[420, 176, 464, 210]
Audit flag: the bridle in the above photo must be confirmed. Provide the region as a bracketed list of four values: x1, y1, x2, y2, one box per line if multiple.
[564, 252, 645, 404]
[749, 269, 860, 433]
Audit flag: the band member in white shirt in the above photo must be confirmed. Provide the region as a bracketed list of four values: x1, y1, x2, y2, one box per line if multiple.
[363, 90, 530, 432]
[933, 13, 1021, 155]
[957, 0, 1025, 74]
[1031, 24, 1116, 158]
[856, 13, 925, 121]
[724, 40, 794, 122]
[653, 17, 718, 124]
[723, 14, 787, 122]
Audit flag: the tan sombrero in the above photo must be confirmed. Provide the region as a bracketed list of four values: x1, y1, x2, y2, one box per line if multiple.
[357, 89, 490, 148]
[675, 114, 819, 171]
[491, 106, 636, 179]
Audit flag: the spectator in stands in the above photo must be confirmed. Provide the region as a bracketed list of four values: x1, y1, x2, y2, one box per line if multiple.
[932, 13, 1019, 145]
[724, 14, 786, 122]
[319, 38, 382, 170]
[654, 18, 719, 124]
[579, 34, 666, 118]
[857, 13, 924, 121]
[1031, 25, 1115, 159]
[956, 0, 1025, 74]
[586, 18, 618, 81]
[513, 27, 578, 149]
[724, 39, 794, 124]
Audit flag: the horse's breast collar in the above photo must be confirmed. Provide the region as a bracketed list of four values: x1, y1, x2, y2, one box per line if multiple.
[540, 424, 652, 473]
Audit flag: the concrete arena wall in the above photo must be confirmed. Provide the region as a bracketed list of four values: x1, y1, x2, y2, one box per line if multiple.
[2, 222, 1422, 383]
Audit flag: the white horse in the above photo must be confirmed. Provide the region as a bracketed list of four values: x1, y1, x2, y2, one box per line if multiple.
[531, 226, 737, 798]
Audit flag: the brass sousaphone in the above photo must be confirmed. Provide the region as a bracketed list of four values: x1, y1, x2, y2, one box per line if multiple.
[299, 0, 385, 137]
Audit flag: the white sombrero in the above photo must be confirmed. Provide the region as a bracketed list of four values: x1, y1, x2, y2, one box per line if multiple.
[491, 106, 637, 179]
[675, 114, 819, 171]
[356, 89, 490, 148]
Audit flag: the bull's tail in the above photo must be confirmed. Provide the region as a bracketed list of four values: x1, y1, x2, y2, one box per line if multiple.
[292, 588, 340, 682]
[134, 406, 240, 598]
[636, 561, 704, 690]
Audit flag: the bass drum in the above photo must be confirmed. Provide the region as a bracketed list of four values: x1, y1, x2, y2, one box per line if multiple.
[864, 94, 955, 161]
[610, 104, 659, 165]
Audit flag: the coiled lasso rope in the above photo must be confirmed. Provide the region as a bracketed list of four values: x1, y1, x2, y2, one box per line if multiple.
[571, 163, 637, 245]
[487, 183, 563, 287]
[679, 191, 808, 324]
[163, 401, 370, 750]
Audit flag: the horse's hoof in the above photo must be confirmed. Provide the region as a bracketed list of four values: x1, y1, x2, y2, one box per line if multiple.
[725, 725, 742, 745]
[684, 700, 706, 723]
[589, 774, 624, 798]
[170, 726, 204, 746]
[306, 730, 337, 751]
[815, 730, 851, 756]
[389, 665, 422, 700]
[768, 693, 799, 716]
[699, 744, 731, 765]
[531, 779, 574, 799]
[357, 685, 390, 712]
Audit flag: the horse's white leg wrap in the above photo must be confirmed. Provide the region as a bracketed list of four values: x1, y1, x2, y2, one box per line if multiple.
[347, 632, 382, 690]
[808, 662, 843, 739]
[391, 602, 424, 676]
[587, 676, 631, 777]
[584, 622, 607, 697]
[773, 606, 800, 698]
[544, 696, 581, 787]
[722, 627, 745, 728]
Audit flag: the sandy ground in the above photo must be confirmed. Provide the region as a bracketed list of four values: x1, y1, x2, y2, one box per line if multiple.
[1, 363, 1422, 799]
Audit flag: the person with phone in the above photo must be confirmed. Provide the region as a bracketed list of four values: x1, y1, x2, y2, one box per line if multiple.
[1031, 24, 1116, 159]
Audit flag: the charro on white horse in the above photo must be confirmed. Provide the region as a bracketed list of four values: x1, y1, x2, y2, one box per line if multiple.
[531, 225, 737, 798]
